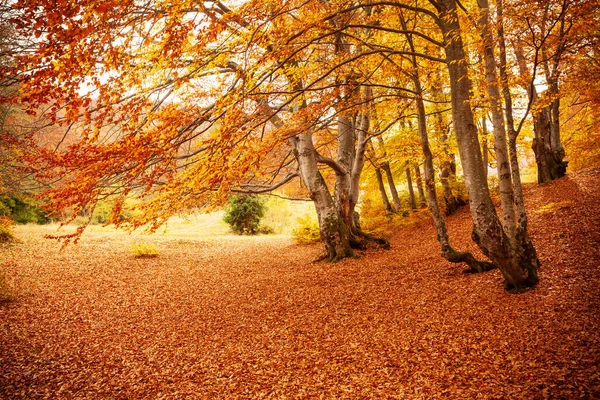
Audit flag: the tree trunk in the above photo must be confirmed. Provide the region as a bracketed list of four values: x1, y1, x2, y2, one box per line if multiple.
[291, 132, 353, 262]
[540, 21, 568, 182]
[477, 0, 517, 244]
[513, 37, 567, 184]
[481, 115, 489, 181]
[399, 13, 495, 274]
[414, 164, 426, 208]
[272, 79, 354, 262]
[497, 0, 540, 274]
[405, 166, 417, 210]
[382, 161, 401, 212]
[438, 112, 460, 215]
[437, 0, 538, 291]
[334, 111, 356, 238]
[375, 167, 393, 214]
[439, 161, 457, 216]
[532, 106, 568, 183]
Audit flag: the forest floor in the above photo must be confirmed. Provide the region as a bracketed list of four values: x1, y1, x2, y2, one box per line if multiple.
[1, 168, 599, 399]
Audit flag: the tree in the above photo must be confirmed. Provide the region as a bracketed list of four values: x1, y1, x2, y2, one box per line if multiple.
[12, 0, 595, 290]
[398, 7, 495, 274]
[506, 0, 594, 183]
[0, 6, 46, 222]
[414, 163, 426, 208]
[374, 166, 394, 214]
[405, 164, 417, 210]
[10, 0, 402, 258]
[434, 0, 538, 290]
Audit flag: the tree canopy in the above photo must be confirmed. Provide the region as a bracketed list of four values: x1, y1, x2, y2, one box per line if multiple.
[2, 0, 599, 290]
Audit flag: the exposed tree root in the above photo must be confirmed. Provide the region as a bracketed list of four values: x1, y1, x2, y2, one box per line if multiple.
[442, 246, 497, 273]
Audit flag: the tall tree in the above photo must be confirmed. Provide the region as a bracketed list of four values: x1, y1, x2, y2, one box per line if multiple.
[399, 8, 495, 273]
[434, 0, 538, 290]
[382, 162, 402, 212]
[476, 0, 517, 244]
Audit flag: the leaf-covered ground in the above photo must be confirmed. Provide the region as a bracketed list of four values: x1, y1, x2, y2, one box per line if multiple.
[1, 169, 599, 399]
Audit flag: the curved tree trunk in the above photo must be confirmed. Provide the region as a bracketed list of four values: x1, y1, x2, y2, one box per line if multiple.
[291, 132, 353, 262]
[438, 0, 538, 291]
[272, 79, 354, 262]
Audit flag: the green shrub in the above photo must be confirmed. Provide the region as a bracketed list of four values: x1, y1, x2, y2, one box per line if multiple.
[0, 201, 11, 217]
[223, 195, 266, 235]
[292, 215, 321, 244]
[0, 195, 51, 224]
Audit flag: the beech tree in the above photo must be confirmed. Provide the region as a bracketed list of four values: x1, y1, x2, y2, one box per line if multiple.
[7, 0, 597, 290]
[10, 0, 406, 260]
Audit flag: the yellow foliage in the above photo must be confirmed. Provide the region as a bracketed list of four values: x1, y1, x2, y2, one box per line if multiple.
[0, 216, 16, 243]
[292, 216, 321, 244]
[131, 242, 160, 258]
[535, 201, 574, 214]
[359, 198, 428, 236]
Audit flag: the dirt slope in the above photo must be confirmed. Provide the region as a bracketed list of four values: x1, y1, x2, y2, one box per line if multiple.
[1, 168, 599, 399]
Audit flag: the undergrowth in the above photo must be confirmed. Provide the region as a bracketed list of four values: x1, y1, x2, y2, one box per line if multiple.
[0, 216, 16, 243]
[292, 215, 321, 244]
[131, 242, 159, 258]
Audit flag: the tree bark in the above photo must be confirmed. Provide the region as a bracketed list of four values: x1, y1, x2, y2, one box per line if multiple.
[437, 0, 538, 291]
[513, 35, 567, 184]
[405, 166, 417, 210]
[439, 161, 458, 216]
[269, 80, 355, 262]
[496, 0, 541, 274]
[382, 161, 401, 212]
[532, 107, 567, 183]
[540, 16, 568, 181]
[438, 112, 460, 215]
[481, 115, 489, 181]
[399, 12, 495, 274]
[375, 167, 393, 214]
[477, 0, 517, 244]
[414, 164, 426, 208]
[291, 132, 353, 262]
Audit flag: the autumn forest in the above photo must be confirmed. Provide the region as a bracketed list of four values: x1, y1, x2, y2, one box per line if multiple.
[1, 0, 599, 398]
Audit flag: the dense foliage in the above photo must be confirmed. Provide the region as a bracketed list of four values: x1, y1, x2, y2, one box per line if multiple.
[0, 195, 51, 224]
[2, 0, 599, 289]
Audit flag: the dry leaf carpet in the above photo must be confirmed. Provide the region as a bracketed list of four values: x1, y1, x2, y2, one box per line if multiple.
[1, 169, 599, 399]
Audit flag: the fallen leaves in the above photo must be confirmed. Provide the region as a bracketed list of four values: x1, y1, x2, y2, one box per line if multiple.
[0, 168, 599, 398]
